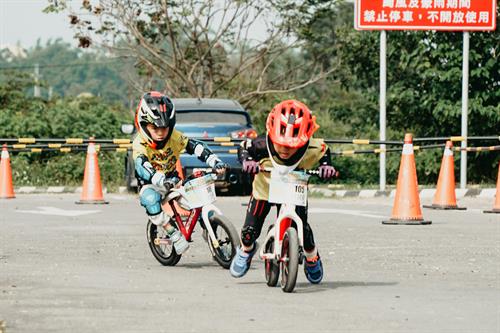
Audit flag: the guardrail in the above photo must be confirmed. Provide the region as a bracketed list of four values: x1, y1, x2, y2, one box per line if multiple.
[1, 135, 498, 146]
[1, 135, 499, 156]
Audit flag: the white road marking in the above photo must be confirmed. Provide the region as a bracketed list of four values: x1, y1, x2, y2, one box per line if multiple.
[16, 206, 100, 217]
[309, 208, 386, 219]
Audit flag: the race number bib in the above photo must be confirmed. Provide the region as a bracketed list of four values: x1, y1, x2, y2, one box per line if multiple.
[268, 170, 309, 206]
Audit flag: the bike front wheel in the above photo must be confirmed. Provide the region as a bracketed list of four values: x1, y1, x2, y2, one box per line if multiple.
[206, 214, 239, 269]
[146, 221, 182, 266]
[280, 227, 299, 293]
[264, 237, 280, 287]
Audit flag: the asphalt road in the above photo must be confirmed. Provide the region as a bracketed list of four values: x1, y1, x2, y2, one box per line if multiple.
[1, 194, 499, 333]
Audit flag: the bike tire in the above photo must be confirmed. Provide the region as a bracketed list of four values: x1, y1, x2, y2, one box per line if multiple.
[280, 228, 299, 293]
[146, 221, 182, 266]
[207, 214, 239, 269]
[264, 237, 280, 287]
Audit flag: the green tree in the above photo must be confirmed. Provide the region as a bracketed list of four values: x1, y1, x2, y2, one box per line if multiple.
[0, 71, 132, 187]
[0, 39, 134, 106]
[287, 1, 500, 184]
[44, 0, 339, 107]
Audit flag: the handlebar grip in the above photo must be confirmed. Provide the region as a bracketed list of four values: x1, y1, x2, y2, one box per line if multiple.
[259, 167, 339, 178]
[307, 169, 340, 178]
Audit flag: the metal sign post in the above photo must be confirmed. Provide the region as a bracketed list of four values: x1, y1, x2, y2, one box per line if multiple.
[354, 0, 496, 190]
[461, 31, 470, 189]
[379, 30, 387, 191]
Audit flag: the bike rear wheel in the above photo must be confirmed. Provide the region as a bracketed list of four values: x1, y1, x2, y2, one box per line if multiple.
[146, 221, 182, 266]
[264, 237, 280, 287]
[280, 228, 299, 293]
[207, 214, 239, 269]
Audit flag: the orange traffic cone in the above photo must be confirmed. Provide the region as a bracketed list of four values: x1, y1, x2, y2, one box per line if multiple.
[163, 159, 189, 217]
[383, 134, 431, 225]
[0, 145, 15, 199]
[484, 163, 500, 214]
[424, 141, 466, 210]
[175, 158, 185, 180]
[76, 142, 108, 204]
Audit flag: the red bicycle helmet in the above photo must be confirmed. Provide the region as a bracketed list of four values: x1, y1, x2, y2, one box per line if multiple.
[266, 100, 319, 148]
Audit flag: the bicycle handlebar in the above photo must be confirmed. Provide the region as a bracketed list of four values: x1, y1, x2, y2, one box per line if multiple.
[260, 167, 339, 178]
[182, 170, 218, 185]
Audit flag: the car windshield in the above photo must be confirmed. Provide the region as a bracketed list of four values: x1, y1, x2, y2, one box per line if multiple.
[176, 111, 248, 125]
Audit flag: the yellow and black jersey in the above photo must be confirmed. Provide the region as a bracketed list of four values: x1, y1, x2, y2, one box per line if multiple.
[133, 129, 222, 187]
[133, 129, 188, 174]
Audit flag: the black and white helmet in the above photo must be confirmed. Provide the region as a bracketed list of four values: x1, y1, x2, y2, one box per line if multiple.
[135, 91, 176, 149]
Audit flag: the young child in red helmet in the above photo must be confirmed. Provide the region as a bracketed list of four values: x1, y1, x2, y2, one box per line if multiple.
[230, 99, 336, 283]
[133, 91, 228, 254]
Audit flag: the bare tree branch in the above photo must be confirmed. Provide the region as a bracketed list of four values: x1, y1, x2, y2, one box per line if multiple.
[50, 0, 339, 104]
[240, 66, 339, 103]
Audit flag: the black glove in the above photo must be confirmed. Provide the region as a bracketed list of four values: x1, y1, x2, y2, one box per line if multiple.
[163, 176, 181, 191]
[213, 160, 229, 174]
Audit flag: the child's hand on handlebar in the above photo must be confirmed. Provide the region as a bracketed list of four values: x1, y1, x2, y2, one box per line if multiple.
[213, 161, 229, 176]
[163, 176, 182, 191]
[242, 159, 259, 174]
[318, 163, 337, 179]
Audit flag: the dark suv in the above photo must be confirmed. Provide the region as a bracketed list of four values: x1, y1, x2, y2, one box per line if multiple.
[124, 98, 256, 194]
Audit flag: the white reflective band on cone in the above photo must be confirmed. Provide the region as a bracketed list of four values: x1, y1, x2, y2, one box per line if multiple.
[402, 143, 413, 155]
[1, 149, 9, 158]
[88, 144, 96, 154]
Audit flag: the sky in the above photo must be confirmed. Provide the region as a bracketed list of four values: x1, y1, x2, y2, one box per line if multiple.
[0, 0, 83, 48]
[0, 0, 275, 50]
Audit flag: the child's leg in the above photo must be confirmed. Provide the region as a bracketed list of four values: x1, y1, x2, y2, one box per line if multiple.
[139, 185, 189, 253]
[297, 202, 323, 283]
[139, 185, 166, 224]
[230, 196, 272, 278]
[241, 196, 272, 252]
[295, 203, 318, 258]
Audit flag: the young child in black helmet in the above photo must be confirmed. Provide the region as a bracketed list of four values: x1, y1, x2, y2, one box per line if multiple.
[133, 91, 228, 254]
[230, 99, 336, 283]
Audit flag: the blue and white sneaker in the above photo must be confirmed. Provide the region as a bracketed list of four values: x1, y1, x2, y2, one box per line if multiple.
[230, 243, 258, 278]
[304, 255, 323, 284]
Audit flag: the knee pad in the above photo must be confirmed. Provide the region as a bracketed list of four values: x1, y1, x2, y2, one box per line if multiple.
[140, 188, 162, 216]
[241, 225, 257, 247]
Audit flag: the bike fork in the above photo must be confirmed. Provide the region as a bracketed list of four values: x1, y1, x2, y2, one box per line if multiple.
[201, 204, 223, 249]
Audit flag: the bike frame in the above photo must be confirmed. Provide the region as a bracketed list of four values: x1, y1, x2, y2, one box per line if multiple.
[259, 160, 308, 262]
[163, 188, 224, 249]
[259, 202, 305, 262]
[168, 201, 201, 242]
